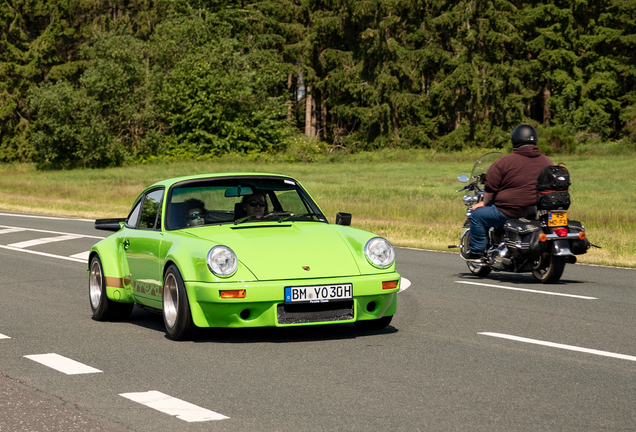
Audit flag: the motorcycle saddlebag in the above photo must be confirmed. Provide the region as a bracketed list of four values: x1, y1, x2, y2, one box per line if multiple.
[503, 218, 547, 256]
[537, 191, 571, 210]
[567, 220, 590, 255]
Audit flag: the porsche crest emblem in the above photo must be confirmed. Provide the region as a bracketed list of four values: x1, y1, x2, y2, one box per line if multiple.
[302, 266, 310, 271]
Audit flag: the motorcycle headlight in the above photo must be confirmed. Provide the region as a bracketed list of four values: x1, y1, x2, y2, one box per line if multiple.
[364, 237, 395, 268]
[463, 195, 478, 206]
[207, 246, 238, 277]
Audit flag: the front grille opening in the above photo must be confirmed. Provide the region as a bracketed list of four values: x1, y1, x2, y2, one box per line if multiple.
[277, 300, 354, 325]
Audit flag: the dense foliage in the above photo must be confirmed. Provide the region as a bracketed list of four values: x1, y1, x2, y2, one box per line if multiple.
[1, 0, 635, 168]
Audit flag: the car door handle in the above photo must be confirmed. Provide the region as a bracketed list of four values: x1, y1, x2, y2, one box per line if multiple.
[123, 240, 130, 249]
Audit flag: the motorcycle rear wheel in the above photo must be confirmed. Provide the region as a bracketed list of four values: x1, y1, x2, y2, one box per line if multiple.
[532, 252, 566, 284]
[461, 229, 492, 277]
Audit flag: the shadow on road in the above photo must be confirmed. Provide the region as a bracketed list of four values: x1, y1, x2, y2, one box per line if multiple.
[119, 305, 398, 343]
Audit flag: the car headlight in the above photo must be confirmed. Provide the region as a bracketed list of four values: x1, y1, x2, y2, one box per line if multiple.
[207, 246, 238, 277]
[364, 237, 395, 268]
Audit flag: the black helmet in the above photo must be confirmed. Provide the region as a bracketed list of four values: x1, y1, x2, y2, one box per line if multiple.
[510, 124, 537, 148]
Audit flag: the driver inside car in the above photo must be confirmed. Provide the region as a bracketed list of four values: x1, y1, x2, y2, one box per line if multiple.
[241, 192, 268, 218]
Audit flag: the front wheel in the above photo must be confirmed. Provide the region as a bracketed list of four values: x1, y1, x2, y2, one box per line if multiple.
[532, 252, 566, 284]
[163, 264, 196, 341]
[89, 255, 133, 321]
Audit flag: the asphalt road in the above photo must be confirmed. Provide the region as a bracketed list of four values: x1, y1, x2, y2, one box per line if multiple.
[1, 211, 635, 431]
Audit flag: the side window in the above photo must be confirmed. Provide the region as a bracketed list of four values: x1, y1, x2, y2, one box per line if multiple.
[139, 189, 164, 229]
[125, 201, 142, 228]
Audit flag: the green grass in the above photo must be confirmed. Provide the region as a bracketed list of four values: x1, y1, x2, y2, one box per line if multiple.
[0, 149, 634, 268]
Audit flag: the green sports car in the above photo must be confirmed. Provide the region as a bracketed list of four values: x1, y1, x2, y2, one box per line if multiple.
[89, 173, 400, 340]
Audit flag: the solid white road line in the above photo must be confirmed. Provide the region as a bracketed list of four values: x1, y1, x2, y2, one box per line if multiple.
[24, 353, 103, 375]
[480, 332, 636, 362]
[0, 212, 94, 222]
[9, 234, 82, 249]
[399, 277, 411, 292]
[0, 224, 103, 239]
[119, 391, 229, 422]
[456, 281, 597, 299]
[0, 245, 87, 263]
[69, 251, 90, 261]
[0, 228, 27, 235]
[0, 333, 10, 339]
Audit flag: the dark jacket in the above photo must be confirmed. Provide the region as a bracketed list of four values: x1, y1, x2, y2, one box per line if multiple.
[485, 146, 553, 218]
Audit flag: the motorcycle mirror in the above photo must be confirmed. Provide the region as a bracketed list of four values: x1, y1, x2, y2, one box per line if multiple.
[458, 174, 469, 183]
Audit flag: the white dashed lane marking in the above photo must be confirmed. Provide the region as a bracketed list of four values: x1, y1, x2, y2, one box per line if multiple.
[120, 391, 230, 422]
[0, 245, 88, 263]
[9, 234, 82, 249]
[0, 228, 27, 235]
[480, 333, 636, 362]
[0, 224, 102, 263]
[0, 333, 10, 339]
[70, 251, 91, 260]
[456, 280, 597, 299]
[399, 277, 411, 292]
[24, 353, 103, 375]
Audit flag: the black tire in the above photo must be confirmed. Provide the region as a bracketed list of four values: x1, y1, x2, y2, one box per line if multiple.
[162, 264, 196, 341]
[532, 252, 566, 284]
[461, 229, 492, 277]
[354, 316, 393, 331]
[89, 255, 133, 321]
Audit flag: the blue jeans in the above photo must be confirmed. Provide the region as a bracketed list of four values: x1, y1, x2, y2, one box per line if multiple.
[469, 204, 510, 254]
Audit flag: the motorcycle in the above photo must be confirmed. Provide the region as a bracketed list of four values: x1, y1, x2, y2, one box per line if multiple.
[449, 152, 597, 283]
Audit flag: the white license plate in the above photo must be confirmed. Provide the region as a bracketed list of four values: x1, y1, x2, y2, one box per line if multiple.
[284, 283, 352, 303]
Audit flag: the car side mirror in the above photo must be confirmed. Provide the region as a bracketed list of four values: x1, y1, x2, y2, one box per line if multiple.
[335, 212, 351, 226]
[95, 218, 126, 232]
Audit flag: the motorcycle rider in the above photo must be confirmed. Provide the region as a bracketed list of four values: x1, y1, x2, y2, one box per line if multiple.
[461, 124, 553, 261]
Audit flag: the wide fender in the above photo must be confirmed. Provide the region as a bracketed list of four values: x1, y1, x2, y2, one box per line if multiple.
[162, 240, 257, 283]
[90, 236, 134, 303]
[331, 225, 397, 274]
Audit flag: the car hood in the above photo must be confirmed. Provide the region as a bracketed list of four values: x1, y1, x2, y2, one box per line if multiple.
[190, 223, 362, 281]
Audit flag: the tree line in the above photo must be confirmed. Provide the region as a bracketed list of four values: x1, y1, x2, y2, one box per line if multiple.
[1, 0, 635, 169]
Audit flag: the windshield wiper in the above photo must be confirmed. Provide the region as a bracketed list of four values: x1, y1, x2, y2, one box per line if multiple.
[234, 212, 294, 225]
[234, 215, 259, 225]
[261, 211, 294, 222]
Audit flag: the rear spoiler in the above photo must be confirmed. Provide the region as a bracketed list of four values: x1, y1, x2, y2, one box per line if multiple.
[95, 218, 126, 232]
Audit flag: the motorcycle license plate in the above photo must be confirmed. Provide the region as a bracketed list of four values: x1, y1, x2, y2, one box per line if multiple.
[548, 211, 568, 227]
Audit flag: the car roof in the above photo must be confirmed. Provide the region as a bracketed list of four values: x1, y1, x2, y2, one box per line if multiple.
[148, 173, 295, 189]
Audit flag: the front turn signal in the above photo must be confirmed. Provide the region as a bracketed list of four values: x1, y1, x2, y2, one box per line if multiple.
[382, 280, 398, 290]
[220, 289, 246, 299]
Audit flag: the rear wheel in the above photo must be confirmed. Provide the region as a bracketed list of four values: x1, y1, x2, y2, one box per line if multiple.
[89, 255, 133, 321]
[163, 264, 196, 341]
[461, 229, 491, 277]
[532, 252, 566, 284]
[355, 316, 392, 331]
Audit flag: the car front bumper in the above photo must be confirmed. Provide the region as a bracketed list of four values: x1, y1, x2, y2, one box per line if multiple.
[185, 273, 401, 328]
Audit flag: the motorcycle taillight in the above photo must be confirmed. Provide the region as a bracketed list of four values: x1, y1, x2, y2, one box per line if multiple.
[553, 227, 568, 237]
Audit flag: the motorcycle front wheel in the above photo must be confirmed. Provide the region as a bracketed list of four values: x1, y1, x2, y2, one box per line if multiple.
[461, 229, 492, 277]
[532, 252, 566, 284]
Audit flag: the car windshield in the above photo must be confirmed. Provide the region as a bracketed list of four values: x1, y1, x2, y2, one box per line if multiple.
[166, 176, 326, 230]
